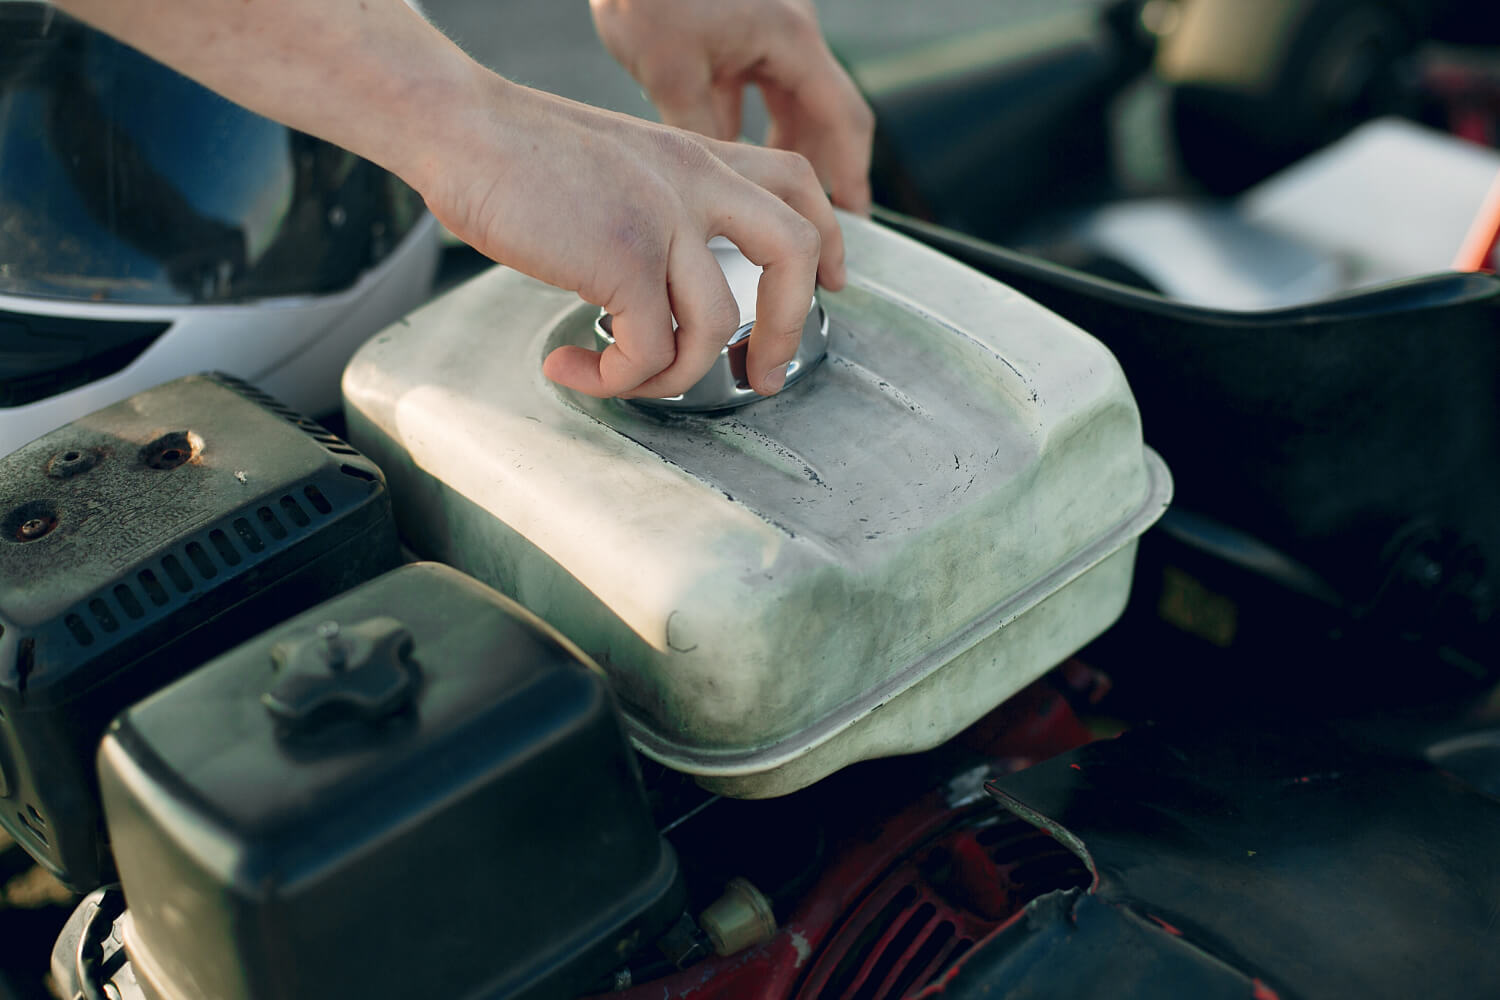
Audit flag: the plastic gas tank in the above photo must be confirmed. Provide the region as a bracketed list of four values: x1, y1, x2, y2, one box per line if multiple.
[344, 213, 1171, 797]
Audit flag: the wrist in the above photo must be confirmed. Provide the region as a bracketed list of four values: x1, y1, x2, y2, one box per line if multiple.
[394, 66, 534, 222]
[344, 29, 514, 193]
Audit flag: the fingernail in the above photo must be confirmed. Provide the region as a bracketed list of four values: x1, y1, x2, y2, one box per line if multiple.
[761, 364, 788, 394]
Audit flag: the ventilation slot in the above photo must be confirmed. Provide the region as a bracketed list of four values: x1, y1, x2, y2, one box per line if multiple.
[138, 570, 169, 607]
[208, 374, 325, 430]
[112, 585, 145, 620]
[257, 506, 288, 540]
[313, 432, 361, 457]
[982, 821, 1091, 895]
[340, 464, 377, 483]
[303, 485, 333, 515]
[888, 919, 956, 1000]
[233, 517, 265, 554]
[161, 555, 193, 593]
[798, 817, 1092, 1000]
[209, 529, 241, 567]
[89, 598, 119, 633]
[285, 414, 335, 438]
[817, 887, 919, 1000]
[65, 614, 94, 646]
[210, 374, 284, 408]
[280, 495, 311, 528]
[848, 902, 938, 1000]
[185, 541, 218, 580]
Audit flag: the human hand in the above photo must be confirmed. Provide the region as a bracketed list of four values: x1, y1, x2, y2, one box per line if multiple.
[53, 0, 845, 399]
[590, 0, 875, 214]
[410, 74, 845, 398]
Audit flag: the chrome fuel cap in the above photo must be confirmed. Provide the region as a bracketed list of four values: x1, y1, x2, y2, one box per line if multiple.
[594, 237, 829, 412]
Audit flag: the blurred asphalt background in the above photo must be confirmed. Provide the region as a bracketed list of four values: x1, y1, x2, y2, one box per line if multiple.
[422, 0, 1098, 135]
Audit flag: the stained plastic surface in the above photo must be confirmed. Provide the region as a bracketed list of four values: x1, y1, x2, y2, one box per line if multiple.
[344, 212, 1170, 796]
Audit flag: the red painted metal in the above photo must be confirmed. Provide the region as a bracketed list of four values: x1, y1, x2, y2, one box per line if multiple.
[597, 676, 1099, 1000]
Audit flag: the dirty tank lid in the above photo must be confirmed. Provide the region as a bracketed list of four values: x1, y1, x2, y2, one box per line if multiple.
[344, 212, 1171, 797]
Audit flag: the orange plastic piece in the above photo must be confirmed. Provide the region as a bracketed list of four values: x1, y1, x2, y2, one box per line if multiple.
[1455, 168, 1500, 273]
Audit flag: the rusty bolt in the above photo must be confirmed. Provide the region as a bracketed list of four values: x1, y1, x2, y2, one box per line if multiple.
[18, 518, 53, 540]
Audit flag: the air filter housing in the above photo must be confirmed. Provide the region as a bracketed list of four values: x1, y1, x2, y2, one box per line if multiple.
[0, 373, 400, 888]
[97, 562, 681, 1000]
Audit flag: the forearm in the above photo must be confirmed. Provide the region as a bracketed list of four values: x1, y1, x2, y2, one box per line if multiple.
[52, 0, 488, 189]
[53, 0, 847, 400]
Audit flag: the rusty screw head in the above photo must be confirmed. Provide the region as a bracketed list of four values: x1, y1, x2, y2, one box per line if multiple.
[18, 517, 53, 541]
[46, 446, 101, 479]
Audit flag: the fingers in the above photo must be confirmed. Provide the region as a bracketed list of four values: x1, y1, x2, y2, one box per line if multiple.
[710, 80, 745, 142]
[625, 239, 740, 399]
[796, 66, 875, 215]
[542, 251, 677, 397]
[752, 23, 875, 215]
[539, 122, 826, 402]
[651, 95, 726, 143]
[640, 57, 741, 141]
[714, 141, 845, 290]
[592, 0, 872, 213]
[707, 184, 821, 396]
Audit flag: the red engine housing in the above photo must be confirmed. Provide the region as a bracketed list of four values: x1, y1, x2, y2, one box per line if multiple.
[602, 672, 1101, 1000]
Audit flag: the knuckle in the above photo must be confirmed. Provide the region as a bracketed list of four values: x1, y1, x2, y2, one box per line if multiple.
[781, 149, 820, 188]
[782, 215, 822, 262]
[775, 0, 820, 43]
[608, 340, 673, 388]
[638, 353, 706, 397]
[607, 206, 669, 274]
[707, 296, 741, 338]
[650, 126, 716, 172]
[640, 337, 678, 370]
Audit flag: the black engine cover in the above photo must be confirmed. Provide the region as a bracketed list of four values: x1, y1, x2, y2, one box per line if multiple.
[0, 373, 400, 888]
[98, 562, 681, 1000]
